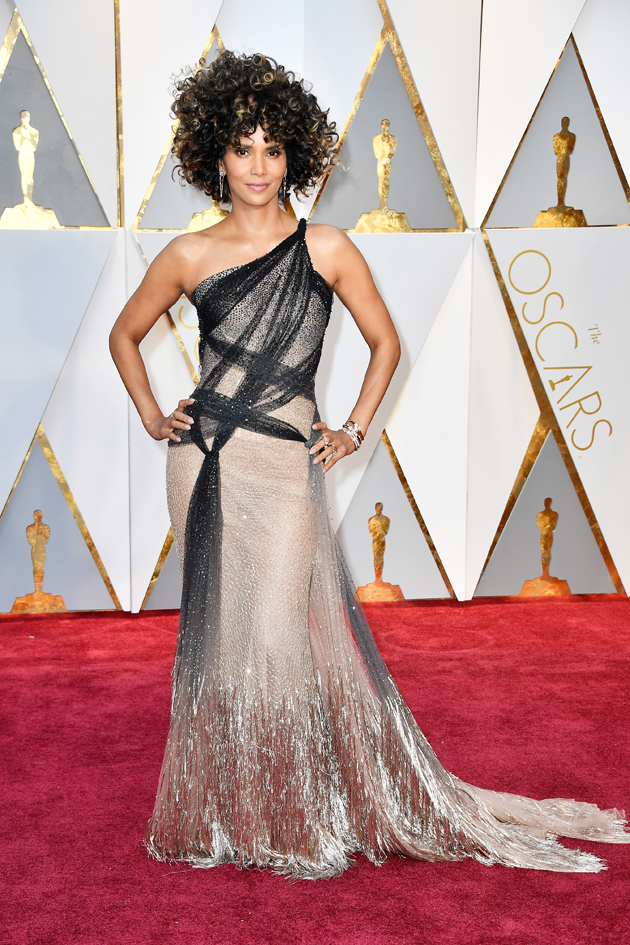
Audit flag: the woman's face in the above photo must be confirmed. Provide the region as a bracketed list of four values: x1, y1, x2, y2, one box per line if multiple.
[220, 125, 287, 206]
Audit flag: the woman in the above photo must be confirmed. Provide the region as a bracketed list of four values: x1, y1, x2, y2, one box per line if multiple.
[110, 51, 628, 878]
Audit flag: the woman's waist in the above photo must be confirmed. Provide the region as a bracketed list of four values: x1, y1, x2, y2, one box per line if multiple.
[182, 389, 316, 443]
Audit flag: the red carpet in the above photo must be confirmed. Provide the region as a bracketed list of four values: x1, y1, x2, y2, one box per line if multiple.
[2, 598, 629, 945]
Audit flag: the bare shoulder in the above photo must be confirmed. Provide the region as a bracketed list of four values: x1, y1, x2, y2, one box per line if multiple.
[305, 223, 354, 255]
[305, 223, 368, 289]
[147, 226, 226, 291]
[153, 230, 213, 268]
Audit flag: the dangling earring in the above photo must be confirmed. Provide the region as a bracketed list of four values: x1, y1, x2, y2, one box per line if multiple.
[219, 169, 225, 201]
[282, 170, 288, 200]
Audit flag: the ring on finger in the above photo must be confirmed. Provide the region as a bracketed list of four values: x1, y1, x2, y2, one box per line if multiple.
[323, 435, 329, 447]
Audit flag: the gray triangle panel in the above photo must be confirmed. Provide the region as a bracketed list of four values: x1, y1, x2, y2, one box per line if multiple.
[474, 433, 615, 596]
[312, 42, 457, 230]
[138, 41, 221, 230]
[337, 437, 449, 600]
[487, 40, 630, 228]
[0, 32, 109, 226]
[144, 540, 182, 610]
[0, 441, 114, 613]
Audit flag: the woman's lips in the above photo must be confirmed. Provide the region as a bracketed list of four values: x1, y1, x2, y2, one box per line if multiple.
[246, 182, 270, 191]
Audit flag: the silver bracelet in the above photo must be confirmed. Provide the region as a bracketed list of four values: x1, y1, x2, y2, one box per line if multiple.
[342, 420, 363, 451]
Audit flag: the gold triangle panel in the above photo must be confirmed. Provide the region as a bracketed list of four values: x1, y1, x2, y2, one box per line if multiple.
[0, 10, 110, 228]
[114, 0, 123, 227]
[0, 427, 119, 613]
[485, 36, 630, 229]
[475, 430, 616, 596]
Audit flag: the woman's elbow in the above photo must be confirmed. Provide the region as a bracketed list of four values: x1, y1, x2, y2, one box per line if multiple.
[108, 321, 122, 360]
[392, 335, 401, 366]
[109, 317, 134, 364]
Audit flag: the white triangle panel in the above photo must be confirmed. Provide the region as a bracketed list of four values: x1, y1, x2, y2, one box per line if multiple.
[475, 0, 587, 227]
[136, 231, 177, 266]
[120, 0, 224, 227]
[126, 234, 195, 611]
[387, 0, 481, 226]
[0, 230, 116, 515]
[42, 231, 131, 610]
[136, 231, 200, 377]
[387, 244, 473, 599]
[15, 0, 117, 225]
[303, 0, 383, 133]
[316, 232, 473, 528]
[465, 233, 540, 599]
[0, 0, 13, 38]
[217, 0, 305, 76]
[487, 226, 630, 591]
[574, 0, 630, 187]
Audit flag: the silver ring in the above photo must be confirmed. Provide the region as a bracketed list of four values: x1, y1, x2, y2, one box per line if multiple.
[323, 435, 329, 447]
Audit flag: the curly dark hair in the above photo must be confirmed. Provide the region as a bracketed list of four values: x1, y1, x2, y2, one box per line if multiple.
[171, 50, 338, 203]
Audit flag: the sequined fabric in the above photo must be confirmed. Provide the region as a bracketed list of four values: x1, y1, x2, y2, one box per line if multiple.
[146, 219, 629, 877]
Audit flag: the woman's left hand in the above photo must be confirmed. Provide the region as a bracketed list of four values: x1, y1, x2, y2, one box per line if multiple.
[309, 421, 356, 473]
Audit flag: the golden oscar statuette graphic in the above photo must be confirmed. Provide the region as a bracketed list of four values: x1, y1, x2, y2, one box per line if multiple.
[534, 117, 587, 228]
[11, 510, 67, 614]
[519, 498, 572, 597]
[187, 200, 229, 232]
[188, 195, 295, 232]
[356, 502, 405, 602]
[0, 110, 60, 229]
[354, 119, 411, 234]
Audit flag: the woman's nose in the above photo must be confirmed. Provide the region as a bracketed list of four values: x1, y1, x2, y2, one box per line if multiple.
[251, 153, 266, 176]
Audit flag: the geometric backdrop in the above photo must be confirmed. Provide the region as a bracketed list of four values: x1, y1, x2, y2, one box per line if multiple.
[1, 0, 629, 612]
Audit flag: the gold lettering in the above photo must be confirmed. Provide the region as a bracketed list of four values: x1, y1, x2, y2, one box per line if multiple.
[177, 303, 198, 330]
[561, 390, 602, 428]
[571, 418, 613, 451]
[522, 291, 563, 326]
[535, 321, 578, 361]
[543, 365, 592, 403]
[508, 250, 552, 295]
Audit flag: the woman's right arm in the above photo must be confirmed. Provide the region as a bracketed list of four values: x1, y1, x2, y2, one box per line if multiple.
[109, 239, 196, 443]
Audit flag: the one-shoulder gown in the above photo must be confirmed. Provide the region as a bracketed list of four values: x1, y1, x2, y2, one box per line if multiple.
[145, 218, 629, 878]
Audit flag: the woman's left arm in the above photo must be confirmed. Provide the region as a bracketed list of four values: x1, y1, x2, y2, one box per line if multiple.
[308, 227, 401, 472]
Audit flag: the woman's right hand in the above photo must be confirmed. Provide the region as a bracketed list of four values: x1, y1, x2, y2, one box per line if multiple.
[145, 398, 196, 443]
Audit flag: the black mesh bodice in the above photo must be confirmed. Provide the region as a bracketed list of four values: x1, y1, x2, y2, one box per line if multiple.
[179, 217, 332, 453]
[173, 217, 333, 694]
